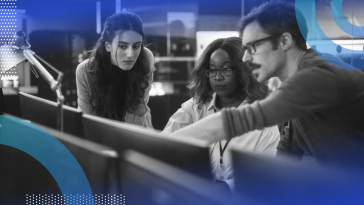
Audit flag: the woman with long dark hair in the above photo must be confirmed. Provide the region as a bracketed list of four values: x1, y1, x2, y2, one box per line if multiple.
[76, 11, 155, 128]
[163, 37, 280, 190]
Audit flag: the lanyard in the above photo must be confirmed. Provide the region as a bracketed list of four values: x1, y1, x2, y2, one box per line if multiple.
[219, 140, 230, 166]
[213, 106, 231, 166]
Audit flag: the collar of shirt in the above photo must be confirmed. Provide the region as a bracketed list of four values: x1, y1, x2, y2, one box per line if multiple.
[206, 93, 249, 112]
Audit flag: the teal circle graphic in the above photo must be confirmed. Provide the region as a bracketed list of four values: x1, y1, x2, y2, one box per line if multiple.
[0, 115, 94, 205]
[295, 0, 364, 70]
[331, 0, 364, 37]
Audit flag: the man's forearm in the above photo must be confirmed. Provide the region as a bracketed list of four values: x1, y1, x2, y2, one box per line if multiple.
[170, 112, 226, 144]
[170, 102, 262, 143]
[222, 107, 246, 140]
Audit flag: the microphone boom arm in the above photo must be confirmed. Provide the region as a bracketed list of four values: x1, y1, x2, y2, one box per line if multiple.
[23, 49, 64, 92]
[15, 31, 65, 132]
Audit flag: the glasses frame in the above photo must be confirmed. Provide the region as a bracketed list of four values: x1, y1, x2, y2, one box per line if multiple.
[204, 67, 237, 78]
[242, 36, 278, 55]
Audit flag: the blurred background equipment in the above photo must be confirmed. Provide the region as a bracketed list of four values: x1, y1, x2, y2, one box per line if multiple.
[29, 30, 94, 107]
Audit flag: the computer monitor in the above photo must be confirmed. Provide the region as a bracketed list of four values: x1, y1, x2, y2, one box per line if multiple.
[0, 114, 119, 204]
[231, 148, 364, 204]
[19, 92, 84, 138]
[121, 150, 240, 205]
[82, 114, 213, 180]
[39, 123, 120, 195]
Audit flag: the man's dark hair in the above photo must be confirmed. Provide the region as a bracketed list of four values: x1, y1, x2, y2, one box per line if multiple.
[239, 1, 308, 51]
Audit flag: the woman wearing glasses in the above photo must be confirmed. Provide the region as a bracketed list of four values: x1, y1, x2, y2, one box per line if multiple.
[162, 37, 280, 191]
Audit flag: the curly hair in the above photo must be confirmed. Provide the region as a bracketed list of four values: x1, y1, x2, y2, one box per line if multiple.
[87, 11, 150, 121]
[188, 37, 268, 109]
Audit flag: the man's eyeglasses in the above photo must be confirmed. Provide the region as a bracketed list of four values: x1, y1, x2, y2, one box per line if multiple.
[242, 36, 278, 55]
[205, 67, 236, 78]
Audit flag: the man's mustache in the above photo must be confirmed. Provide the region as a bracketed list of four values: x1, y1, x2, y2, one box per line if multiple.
[245, 62, 261, 72]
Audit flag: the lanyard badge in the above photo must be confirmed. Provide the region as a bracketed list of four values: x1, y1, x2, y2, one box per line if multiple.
[215, 140, 230, 181]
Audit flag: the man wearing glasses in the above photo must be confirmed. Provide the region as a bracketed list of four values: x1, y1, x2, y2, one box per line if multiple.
[172, 1, 364, 171]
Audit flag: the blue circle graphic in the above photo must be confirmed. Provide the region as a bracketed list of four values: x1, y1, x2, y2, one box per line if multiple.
[296, 0, 364, 70]
[0, 115, 94, 205]
[331, 0, 364, 37]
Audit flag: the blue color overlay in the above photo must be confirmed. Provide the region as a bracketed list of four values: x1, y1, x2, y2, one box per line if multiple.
[295, 0, 364, 70]
[0, 115, 94, 205]
[331, 0, 364, 37]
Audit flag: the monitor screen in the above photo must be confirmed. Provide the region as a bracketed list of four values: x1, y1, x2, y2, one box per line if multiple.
[231, 149, 364, 204]
[82, 114, 213, 180]
[121, 150, 233, 205]
[39, 123, 120, 195]
[0, 114, 119, 202]
[19, 92, 84, 138]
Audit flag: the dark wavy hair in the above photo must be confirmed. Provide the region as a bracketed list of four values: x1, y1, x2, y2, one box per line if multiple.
[87, 11, 150, 121]
[238, 1, 308, 51]
[188, 37, 268, 108]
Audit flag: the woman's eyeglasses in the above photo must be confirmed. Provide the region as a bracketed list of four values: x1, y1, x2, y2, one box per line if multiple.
[205, 67, 236, 78]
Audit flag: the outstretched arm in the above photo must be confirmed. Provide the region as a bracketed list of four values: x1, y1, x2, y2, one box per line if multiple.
[170, 112, 225, 144]
[171, 67, 340, 144]
[162, 99, 195, 134]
